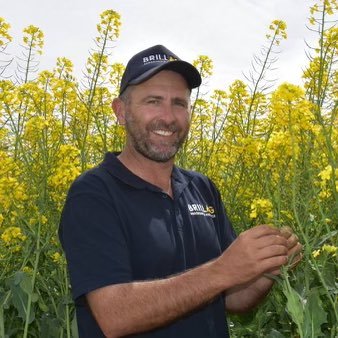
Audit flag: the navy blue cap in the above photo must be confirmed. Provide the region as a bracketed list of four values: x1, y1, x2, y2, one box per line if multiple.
[119, 45, 202, 94]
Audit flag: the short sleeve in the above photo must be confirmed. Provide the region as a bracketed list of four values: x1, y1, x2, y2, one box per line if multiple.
[59, 173, 132, 300]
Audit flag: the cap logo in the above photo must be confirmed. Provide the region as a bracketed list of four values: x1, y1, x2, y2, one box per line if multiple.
[142, 54, 178, 65]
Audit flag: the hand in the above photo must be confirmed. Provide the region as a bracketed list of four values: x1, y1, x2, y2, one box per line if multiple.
[217, 225, 288, 286]
[280, 226, 303, 269]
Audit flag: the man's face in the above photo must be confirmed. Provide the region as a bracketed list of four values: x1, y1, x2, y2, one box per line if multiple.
[121, 70, 192, 163]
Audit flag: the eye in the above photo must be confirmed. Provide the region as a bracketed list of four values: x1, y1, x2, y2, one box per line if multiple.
[174, 99, 188, 108]
[145, 96, 162, 105]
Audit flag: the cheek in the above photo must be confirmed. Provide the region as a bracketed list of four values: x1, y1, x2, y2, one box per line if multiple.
[180, 114, 191, 128]
[129, 106, 156, 124]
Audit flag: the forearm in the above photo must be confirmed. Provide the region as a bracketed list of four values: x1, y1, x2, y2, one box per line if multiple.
[87, 225, 290, 336]
[225, 274, 275, 314]
[87, 260, 225, 338]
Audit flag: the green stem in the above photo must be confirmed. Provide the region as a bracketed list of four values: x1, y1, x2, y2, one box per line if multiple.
[64, 265, 71, 337]
[246, 24, 279, 135]
[24, 39, 34, 84]
[23, 219, 42, 338]
[0, 291, 11, 337]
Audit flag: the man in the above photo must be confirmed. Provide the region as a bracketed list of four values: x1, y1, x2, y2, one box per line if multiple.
[59, 45, 302, 338]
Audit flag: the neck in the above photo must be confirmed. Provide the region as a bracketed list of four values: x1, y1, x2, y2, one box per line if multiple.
[117, 148, 174, 195]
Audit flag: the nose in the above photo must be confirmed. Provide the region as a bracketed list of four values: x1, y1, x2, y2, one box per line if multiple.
[159, 101, 176, 124]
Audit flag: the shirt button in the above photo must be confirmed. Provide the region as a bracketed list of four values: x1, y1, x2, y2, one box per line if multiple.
[162, 194, 168, 198]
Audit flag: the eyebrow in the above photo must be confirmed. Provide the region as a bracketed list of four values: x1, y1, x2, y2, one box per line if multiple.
[172, 97, 189, 108]
[142, 95, 189, 106]
[142, 95, 163, 102]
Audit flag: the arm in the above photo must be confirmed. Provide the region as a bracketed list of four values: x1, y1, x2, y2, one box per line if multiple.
[225, 274, 275, 314]
[87, 260, 225, 338]
[225, 225, 303, 314]
[87, 225, 289, 337]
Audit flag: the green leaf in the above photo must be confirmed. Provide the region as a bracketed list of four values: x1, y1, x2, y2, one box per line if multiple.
[303, 288, 327, 338]
[71, 312, 79, 338]
[38, 297, 49, 312]
[19, 274, 33, 295]
[7, 272, 35, 324]
[0, 290, 11, 310]
[10, 282, 28, 321]
[13, 271, 25, 286]
[31, 293, 39, 303]
[39, 316, 60, 338]
[266, 329, 285, 338]
[284, 286, 304, 325]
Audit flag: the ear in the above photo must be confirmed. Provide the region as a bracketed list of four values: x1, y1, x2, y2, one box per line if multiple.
[112, 98, 126, 125]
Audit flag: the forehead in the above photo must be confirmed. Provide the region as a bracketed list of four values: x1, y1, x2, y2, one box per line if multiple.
[133, 70, 190, 94]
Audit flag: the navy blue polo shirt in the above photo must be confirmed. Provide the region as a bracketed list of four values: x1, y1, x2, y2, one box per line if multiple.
[59, 152, 236, 337]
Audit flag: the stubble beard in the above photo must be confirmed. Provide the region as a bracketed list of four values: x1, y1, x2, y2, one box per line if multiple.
[124, 113, 189, 163]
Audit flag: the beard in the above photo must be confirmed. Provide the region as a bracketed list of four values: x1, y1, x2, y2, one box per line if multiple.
[124, 113, 189, 163]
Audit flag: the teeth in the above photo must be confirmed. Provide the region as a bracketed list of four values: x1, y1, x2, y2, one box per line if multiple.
[153, 130, 173, 136]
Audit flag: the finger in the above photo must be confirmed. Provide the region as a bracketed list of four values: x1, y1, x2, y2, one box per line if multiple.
[257, 234, 288, 249]
[287, 242, 303, 263]
[288, 242, 303, 257]
[287, 233, 300, 249]
[261, 255, 288, 273]
[288, 252, 303, 269]
[280, 226, 293, 239]
[265, 267, 282, 276]
[251, 224, 281, 238]
[259, 244, 288, 260]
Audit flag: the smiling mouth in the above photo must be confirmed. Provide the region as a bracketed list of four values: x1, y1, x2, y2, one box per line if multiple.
[152, 130, 174, 136]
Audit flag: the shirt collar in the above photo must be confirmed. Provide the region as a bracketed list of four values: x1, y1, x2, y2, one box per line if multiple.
[100, 152, 193, 198]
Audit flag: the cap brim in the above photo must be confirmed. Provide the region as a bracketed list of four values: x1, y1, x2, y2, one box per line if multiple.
[128, 60, 202, 90]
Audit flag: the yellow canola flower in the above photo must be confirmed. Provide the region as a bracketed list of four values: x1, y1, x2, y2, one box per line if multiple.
[312, 249, 321, 258]
[322, 244, 337, 256]
[269, 20, 287, 39]
[318, 165, 333, 181]
[1, 226, 27, 246]
[193, 55, 213, 78]
[110, 62, 125, 90]
[51, 252, 62, 263]
[270, 83, 314, 132]
[312, 244, 338, 258]
[22, 25, 44, 53]
[0, 17, 12, 46]
[324, 0, 338, 15]
[319, 189, 331, 199]
[48, 144, 81, 207]
[96, 9, 121, 41]
[317, 165, 337, 199]
[55, 57, 74, 76]
[29, 218, 36, 226]
[250, 198, 273, 220]
[23, 266, 33, 274]
[0, 151, 28, 211]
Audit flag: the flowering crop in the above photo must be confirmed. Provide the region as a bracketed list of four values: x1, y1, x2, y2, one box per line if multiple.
[0, 2, 337, 337]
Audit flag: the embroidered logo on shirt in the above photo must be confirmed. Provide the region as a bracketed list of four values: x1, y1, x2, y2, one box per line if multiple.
[188, 204, 216, 218]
